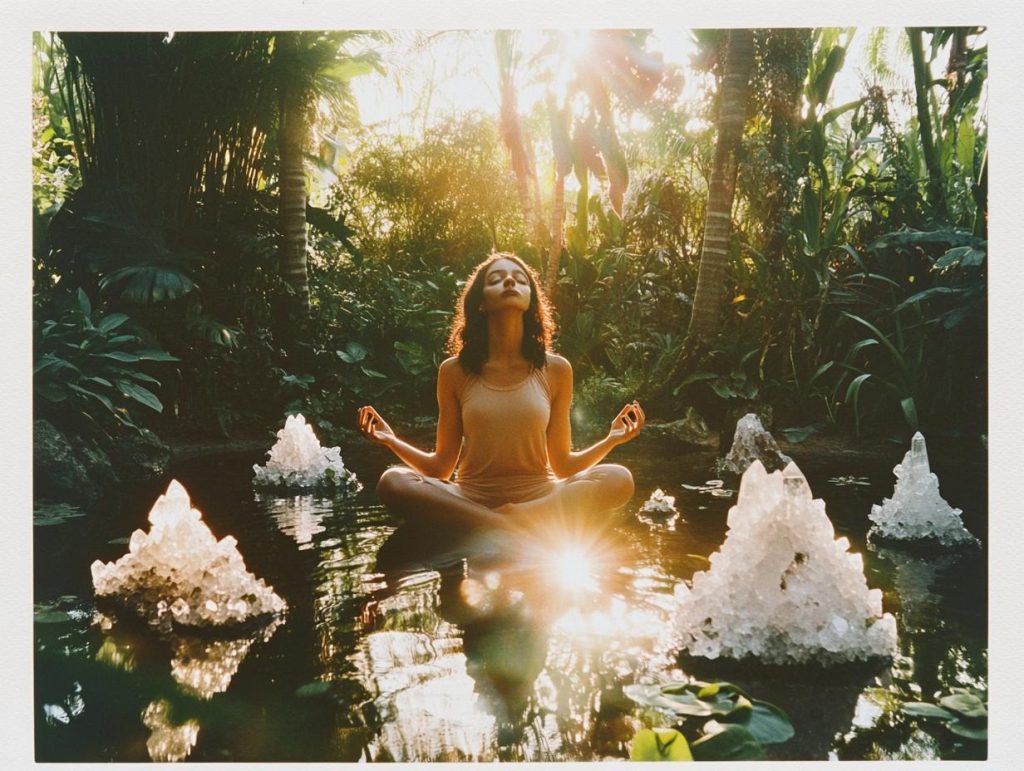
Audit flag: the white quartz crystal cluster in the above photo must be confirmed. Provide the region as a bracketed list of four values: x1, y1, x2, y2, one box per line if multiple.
[719, 413, 793, 474]
[674, 460, 897, 664]
[868, 432, 980, 547]
[91, 480, 287, 629]
[253, 413, 360, 490]
[640, 488, 679, 516]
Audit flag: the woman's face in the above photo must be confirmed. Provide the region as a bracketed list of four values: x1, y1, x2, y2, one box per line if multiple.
[480, 258, 532, 314]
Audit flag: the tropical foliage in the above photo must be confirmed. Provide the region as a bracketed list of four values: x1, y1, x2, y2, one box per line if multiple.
[33, 27, 987, 447]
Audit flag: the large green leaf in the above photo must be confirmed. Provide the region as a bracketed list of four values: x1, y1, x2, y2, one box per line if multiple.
[96, 313, 130, 333]
[691, 723, 766, 761]
[869, 227, 975, 251]
[903, 702, 956, 720]
[96, 351, 140, 363]
[933, 245, 986, 270]
[894, 286, 963, 311]
[134, 349, 180, 362]
[939, 692, 987, 719]
[629, 728, 693, 761]
[99, 264, 195, 304]
[720, 700, 795, 745]
[946, 718, 987, 741]
[116, 379, 163, 412]
[338, 341, 368, 364]
[67, 383, 115, 413]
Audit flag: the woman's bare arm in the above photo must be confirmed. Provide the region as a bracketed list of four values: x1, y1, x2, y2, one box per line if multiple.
[545, 354, 644, 479]
[358, 357, 464, 479]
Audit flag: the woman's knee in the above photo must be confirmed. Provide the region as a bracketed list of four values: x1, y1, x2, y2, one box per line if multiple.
[376, 466, 417, 505]
[594, 463, 634, 507]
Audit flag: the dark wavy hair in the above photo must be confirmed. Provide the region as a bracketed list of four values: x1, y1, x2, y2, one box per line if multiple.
[446, 252, 556, 375]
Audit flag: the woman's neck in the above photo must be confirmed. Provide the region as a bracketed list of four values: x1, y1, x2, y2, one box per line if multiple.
[486, 311, 526, 367]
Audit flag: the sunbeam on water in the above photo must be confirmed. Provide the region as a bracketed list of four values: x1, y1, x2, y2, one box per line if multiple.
[550, 546, 597, 594]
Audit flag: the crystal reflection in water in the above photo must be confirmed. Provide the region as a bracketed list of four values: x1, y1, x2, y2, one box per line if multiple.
[827, 544, 987, 761]
[257, 493, 330, 549]
[142, 699, 200, 762]
[169, 618, 285, 699]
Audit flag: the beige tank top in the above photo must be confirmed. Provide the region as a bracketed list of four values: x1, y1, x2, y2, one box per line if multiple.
[455, 367, 555, 495]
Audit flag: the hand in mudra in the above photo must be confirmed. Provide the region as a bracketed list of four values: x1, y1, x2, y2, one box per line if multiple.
[608, 401, 645, 446]
[358, 405, 395, 446]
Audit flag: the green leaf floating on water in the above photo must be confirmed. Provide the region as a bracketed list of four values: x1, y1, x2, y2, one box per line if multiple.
[720, 699, 796, 745]
[903, 702, 956, 720]
[629, 728, 693, 761]
[946, 718, 988, 741]
[625, 681, 793, 745]
[34, 502, 87, 526]
[939, 692, 987, 719]
[295, 681, 334, 698]
[34, 609, 73, 624]
[691, 723, 766, 760]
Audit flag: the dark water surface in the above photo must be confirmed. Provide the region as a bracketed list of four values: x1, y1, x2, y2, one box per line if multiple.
[34, 440, 987, 761]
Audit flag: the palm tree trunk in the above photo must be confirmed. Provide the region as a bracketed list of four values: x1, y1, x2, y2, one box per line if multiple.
[496, 31, 548, 247]
[685, 28, 755, 346]
[907, 28, 945, 219]
[547, 170, 566, 300]
[277, 32, 311, 320]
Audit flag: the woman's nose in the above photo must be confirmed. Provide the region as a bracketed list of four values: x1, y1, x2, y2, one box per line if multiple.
[503, 275, 516, 287]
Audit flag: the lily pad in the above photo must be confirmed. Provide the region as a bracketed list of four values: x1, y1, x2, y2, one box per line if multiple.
[721, 699, 795, 745]
[903, 702, 956, 720]
[946, 718, 988, 741]
[939, 692, 987, 719]
[691, 723, 766, 760]
[630, 728, 693, 761]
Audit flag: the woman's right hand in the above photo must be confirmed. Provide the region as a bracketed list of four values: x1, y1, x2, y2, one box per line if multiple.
[358, 405, 396, 447]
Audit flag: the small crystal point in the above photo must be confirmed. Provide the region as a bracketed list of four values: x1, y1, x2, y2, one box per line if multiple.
[869, 431, 978, 547]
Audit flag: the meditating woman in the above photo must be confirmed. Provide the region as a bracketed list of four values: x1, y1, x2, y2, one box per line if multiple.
[357, 252, 644, 534]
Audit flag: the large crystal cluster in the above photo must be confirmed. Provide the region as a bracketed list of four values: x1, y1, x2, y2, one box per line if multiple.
[253, 413, 360, 490]
[91, 480, 287, 629]
[868, 432, 980, 547]
[674, 461, 897, 664]
[719, 413, 793, 474]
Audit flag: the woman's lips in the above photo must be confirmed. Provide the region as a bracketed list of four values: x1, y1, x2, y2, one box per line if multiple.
[501, 289, 519, 296]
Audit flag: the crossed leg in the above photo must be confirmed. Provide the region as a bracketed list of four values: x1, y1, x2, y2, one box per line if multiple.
[497, 464, 634, 533]
[376, 463, 634, 531]
[376, 466, 507, 530]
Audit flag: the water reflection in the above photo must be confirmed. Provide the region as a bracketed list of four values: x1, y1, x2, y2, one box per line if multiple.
[142, 699, 199, 762]
[257, 493, 330, 549]
[94, 611, 284, 700]
[169, 617, 284, 699]
[352, 571, 499, 761]
[43, 681, 86, 726]
[33, 447, 987, 761]
[335, 523, 683, 761]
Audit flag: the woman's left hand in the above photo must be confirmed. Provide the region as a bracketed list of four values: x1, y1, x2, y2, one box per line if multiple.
[607, 401, 645, 446]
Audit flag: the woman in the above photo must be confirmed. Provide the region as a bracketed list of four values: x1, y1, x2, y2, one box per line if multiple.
[357, 252, 644, 534]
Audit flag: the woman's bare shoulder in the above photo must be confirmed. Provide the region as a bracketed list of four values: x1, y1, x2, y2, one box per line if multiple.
[438, 356, 469, 386]
[545, 352, 572, 372]
[544, 353, 573, 387]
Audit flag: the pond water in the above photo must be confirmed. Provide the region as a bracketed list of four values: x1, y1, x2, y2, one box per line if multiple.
[34, 440, 987, 762]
